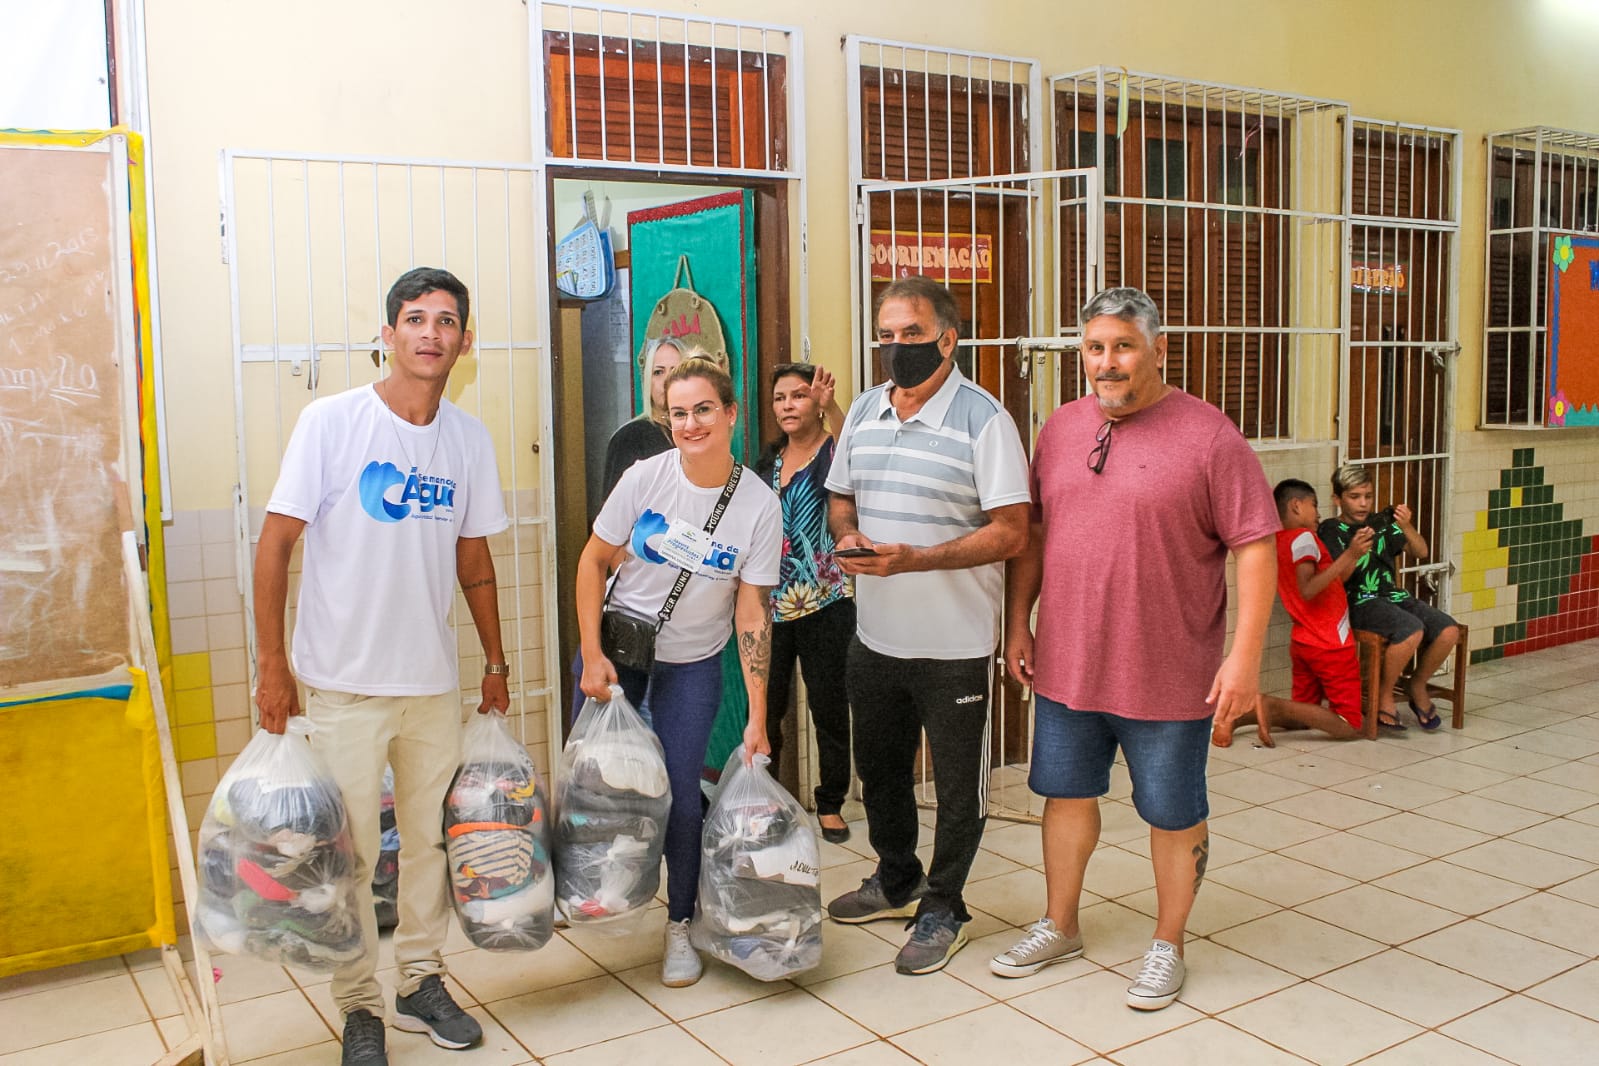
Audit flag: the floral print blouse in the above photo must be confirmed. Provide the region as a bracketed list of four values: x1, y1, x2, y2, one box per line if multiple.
[769, 437, 853, 622]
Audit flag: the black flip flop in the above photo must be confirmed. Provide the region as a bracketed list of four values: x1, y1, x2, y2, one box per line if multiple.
[1377, 711, 1408, 732]
[1409, 700, 1443, 731]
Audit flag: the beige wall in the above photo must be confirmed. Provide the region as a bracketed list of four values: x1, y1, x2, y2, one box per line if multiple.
[148, 0, 1599, 509]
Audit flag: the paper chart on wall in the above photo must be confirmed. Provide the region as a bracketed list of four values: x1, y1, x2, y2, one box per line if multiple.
[0, 143, 134, 690]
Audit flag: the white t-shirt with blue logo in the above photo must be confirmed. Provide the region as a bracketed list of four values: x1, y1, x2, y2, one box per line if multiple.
[594, 449, 781, 664]
[267, 385, 510, 695]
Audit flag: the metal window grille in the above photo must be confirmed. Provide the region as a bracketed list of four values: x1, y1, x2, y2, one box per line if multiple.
[846, 39, 1044, 393]
[1481, 126, 1599, 426]
[1052, 68, 1349, 445]
[533, 1, 798, 178]
[222, 151, 561, 762]
[1346, 119, 1462, 603]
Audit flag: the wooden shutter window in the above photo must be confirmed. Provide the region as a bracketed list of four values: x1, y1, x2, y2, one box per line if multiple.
[544, 33, 787, 171]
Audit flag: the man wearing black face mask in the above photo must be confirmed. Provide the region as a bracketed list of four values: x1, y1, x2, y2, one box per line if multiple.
[822, 275, 1032, 975]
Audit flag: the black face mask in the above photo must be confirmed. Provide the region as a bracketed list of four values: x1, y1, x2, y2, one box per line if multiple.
[880, 340, 946, 389]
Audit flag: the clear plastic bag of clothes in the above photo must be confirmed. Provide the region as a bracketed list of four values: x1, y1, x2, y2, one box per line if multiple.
[553, 686, 671, 930]
[194, 718, 365, 973]
[691, 746, 822, 980]
[445, 711, 554, 952]
[372, 766, 400, 930]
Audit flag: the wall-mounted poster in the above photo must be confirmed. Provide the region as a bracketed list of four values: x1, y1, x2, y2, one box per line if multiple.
[1547, 233, 1599, 427]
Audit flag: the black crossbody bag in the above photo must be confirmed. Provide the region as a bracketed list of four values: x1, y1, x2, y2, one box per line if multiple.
[600, 465, 742, 674]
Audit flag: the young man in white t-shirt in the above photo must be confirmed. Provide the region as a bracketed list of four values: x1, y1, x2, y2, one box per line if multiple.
[253, 268, 509, 1066]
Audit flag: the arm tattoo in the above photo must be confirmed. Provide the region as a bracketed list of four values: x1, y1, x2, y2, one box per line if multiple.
[738, 612, 772, 685]
[1193, 835, 1210, 893]
[461, 578, 495, 592]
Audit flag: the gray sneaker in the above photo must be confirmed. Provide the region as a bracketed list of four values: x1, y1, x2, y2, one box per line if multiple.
[394, 975, 483, 1049]
[827, 873, 926, 924]
[894, 910, 969, 975]
[662, 918, 704, 987]
[989, 917, 1084, 978]
[1126, 940, 1185, 1010]
[340, 1008, 388, 1066]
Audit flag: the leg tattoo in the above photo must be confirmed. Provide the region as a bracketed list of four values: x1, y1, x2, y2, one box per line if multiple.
[1192, 835, 1210, 894]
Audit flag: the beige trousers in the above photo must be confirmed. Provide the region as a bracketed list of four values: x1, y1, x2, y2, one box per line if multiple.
[305, 688, 462, 1018]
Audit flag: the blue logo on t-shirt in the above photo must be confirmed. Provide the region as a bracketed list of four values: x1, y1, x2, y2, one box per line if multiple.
[629, 508, 741, 572]
[359, 461, 457, 523]
[631, 509, 670, 563]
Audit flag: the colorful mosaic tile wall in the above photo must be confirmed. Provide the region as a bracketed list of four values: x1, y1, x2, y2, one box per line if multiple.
[1460, 447, 1599, 663]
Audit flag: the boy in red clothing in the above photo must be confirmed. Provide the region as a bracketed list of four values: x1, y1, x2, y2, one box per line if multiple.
[1213, 479, 1372, 748]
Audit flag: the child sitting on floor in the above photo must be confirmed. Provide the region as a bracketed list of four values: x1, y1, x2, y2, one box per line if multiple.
[1214, 479, 1367, 748]
[1318, 463, 1460, 731]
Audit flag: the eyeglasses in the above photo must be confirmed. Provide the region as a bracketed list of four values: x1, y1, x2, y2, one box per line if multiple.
[1087, 419, 1114, 474]
[668, 402, 726, 428]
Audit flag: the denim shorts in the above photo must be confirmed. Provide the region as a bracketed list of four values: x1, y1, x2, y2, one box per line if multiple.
[1028, 694, 1211, 831]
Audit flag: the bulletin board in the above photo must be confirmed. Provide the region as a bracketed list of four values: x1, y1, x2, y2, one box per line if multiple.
[0, 130, 176, 977]
[0, 141, 132, 686]
[1547, 233, 1599, 427]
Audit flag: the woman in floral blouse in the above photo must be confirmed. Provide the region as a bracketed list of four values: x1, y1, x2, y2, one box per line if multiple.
[755, 363, 855, 843]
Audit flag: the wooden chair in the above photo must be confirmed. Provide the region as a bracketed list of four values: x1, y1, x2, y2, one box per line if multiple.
[1354, 623, 1469, 739]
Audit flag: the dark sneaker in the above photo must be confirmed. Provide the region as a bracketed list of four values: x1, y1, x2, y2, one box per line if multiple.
[894, 910, 968, 975]
[989, 917, 1084, 978]
[340, 1009, 388, 1066]
[827, 873, 926, 924]
[1126, 940, 1185, 1010]
[394, 975, 483, 1050]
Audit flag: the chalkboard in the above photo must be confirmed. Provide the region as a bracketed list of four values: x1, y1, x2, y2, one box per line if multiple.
[0, 144, 132, 689]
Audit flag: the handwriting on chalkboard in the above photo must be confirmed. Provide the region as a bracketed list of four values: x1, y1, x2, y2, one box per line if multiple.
[0, 145, 131, 691]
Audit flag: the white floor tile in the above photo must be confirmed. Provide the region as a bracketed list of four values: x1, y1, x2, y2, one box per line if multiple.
[1210, 911, 1383, 978]
[1221, 981, 1421, 1066]
[1354, 1030, 1521, 1066]
[1008, 969, 1204, 1054]
[1207, 853, 1358, 908]
[1524, 959, 1599, 1022]
[1278, 831, 1427, 882]
[889, 1002, 1095, 1065]
[1400, 920, 1587, 991]
[682, 988, 874, 1066]
[0, 1022, 166, 1066]
[1296, 884, 1463, 945]
[1207, 807, 1334, 851]
[1442, 994, 1599, 1065]
[1371, 859, 1534, 916]
[1477, 891, 1599, 956]
[1444, 838, 1594, 888]
[0, 975, 151, 1055]
[487, 975, 669, 1058]
[1266, 789, 1395, 830]
[1315, 947, 1504, 1027]
[1113, 1017, 1312, 1066]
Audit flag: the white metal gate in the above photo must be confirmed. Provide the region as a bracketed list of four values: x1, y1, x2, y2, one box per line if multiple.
[1344, 119, 1462, 606]
[847, 37, 1106, 820]
[222, 151, 562, 765]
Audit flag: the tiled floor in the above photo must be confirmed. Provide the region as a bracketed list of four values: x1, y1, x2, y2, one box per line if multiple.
[5, 639, 1599, 1064]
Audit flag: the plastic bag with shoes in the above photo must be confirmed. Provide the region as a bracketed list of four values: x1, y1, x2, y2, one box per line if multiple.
[691, 746, 822, 980]
[194, 718, 365, 973]
[552, 686, 671, 930]
[445, 710, 555, 951]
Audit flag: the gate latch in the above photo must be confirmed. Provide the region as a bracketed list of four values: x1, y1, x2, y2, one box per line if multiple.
[1014, 336, 1081, 381]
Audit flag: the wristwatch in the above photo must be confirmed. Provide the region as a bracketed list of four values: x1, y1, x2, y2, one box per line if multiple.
[484, 662, 510, 679]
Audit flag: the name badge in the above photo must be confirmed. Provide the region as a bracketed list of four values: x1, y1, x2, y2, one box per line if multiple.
[657, 519, 711, 571]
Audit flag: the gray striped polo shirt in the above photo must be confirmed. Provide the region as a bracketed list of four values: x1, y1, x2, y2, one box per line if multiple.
[826, 367, 1030, 659]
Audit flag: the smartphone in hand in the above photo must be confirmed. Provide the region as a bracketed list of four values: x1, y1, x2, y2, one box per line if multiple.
[834, 546, 879, 558]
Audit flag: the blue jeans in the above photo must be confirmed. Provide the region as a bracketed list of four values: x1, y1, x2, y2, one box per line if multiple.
[571, 651, 723, 921]
[1029, 695, 1211, 831]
